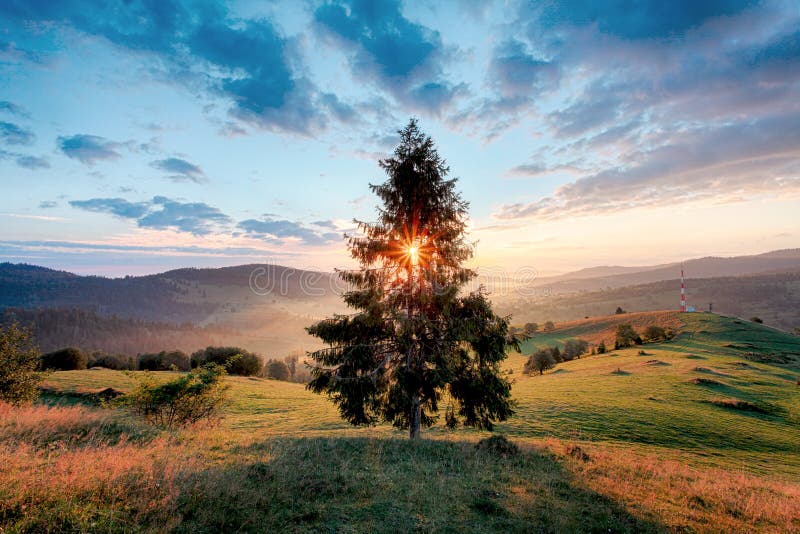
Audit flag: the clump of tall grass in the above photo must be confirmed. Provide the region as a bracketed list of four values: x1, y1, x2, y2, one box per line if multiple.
[0, 402, 154, 448]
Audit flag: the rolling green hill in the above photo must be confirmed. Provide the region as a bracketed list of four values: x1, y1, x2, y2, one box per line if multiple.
[40, 311, 800, 476]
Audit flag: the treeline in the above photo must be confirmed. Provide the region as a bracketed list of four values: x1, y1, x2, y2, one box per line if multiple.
[523, 339, 590, 375]
[0, 308, 230, 355]
[38, 345, 311, 383]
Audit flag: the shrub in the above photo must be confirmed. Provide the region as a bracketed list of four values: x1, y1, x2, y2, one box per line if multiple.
[615, 324, 639, 348]
[597, 340, 607, 354]
[138, 350, 190, 371]
[0, 323, 45, 405]
[266, 360, 291, 381]
[89, 352, 135, 370]
[643, 326, 667, 343]
[523, 349, 556, 375]
[542, 320, 555, 332]
[562, 339, 589, 361]
[40, 347, 87, 371]
[291, 364, 312, 384]
[750, 316, 763, 324]
[476, 435, 519, 457]
[615, 306, 626, 315]
[191, 346, 262, 376]
[523, 322, 538, 335]
[124, 363, 229, 429]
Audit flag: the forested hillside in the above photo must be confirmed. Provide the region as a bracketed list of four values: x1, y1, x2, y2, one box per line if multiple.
[0, 308, 229, 354]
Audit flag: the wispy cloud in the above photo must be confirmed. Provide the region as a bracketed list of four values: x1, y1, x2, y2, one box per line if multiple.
[69, 198, 151, 219]
[2, 213, 66, 222]
[150, 157, 206, 183]
[238, 216, 341, 245]
[57, 134, 121, 164]
[0, 101, 30, 118]
[138, 196, 231, 235]
[69, 196, 230, 235]
[0, 121, 34, 145]
[15, 155, 49, 169]
[497, 112, 800, 220]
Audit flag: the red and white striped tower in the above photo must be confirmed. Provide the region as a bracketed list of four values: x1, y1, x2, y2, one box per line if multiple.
[680, 266, 687, 312]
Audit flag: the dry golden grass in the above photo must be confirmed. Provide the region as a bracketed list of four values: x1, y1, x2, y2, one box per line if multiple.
[539, 310, 684, 347]
[2, 402, 798, 533]
[542, 438, 800, 533]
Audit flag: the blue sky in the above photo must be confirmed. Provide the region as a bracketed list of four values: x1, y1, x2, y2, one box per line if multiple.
[1, 0, 798, 276]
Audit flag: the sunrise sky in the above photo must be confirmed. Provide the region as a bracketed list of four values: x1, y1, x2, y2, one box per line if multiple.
[1, 0, 798, 277]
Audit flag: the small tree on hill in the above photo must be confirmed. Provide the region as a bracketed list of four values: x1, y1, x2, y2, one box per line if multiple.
[643, 326, 666, 343]
[563, 339, 589, 360]
[597, 340, 607, 354]
[615, 306, 626, 315]
[543, 320, 555, 332]
[284, 351, 301, 380]
[523, 322, 538, 335]
[0, 323, 45, 405]
[615, 324, 639, 348]
[267, 360, 291, 381]
[524, 349, 556, 375]
[307, 119, 518, 439]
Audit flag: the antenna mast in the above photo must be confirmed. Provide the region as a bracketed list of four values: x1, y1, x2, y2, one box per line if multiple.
[680, 265, 687, 312]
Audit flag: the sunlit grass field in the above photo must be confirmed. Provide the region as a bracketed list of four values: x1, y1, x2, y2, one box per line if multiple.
[3, 312, 799, 532]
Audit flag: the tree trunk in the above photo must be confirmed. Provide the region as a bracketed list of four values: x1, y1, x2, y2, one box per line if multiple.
[409, 394, 421, 439]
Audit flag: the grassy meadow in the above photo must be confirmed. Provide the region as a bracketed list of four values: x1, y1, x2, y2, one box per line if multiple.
[2, 312, 799, 532]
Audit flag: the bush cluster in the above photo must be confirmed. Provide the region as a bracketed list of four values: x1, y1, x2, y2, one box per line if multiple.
[523, 338, 590, 375]
[0, 323, 45, 404]
[614, 324, 642, 349]
[615, 324, 675, 349]
[123, 363, 229, 429]
[41, 347, 87, 371]
[562, 339, 589, 361]
[191, 346, 263, 376]
[137, 350, 190, 371]
[89, 352, 135, 370]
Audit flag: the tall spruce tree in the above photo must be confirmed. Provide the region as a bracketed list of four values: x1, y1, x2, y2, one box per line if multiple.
[308, 119, 518, 439]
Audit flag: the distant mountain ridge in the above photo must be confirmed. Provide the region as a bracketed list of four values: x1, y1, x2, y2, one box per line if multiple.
[2, 248, 799, 354]
[0, 262, 339, 324]
[528, 249, 800, 294]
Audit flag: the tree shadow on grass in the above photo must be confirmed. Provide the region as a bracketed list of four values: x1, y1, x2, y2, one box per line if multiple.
[172, 436, 668, 533]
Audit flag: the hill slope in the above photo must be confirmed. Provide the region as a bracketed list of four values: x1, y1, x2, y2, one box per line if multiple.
[506, 313, 800, 475]
[500, 269, 800, 332]
[517, 310, 683, 348]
